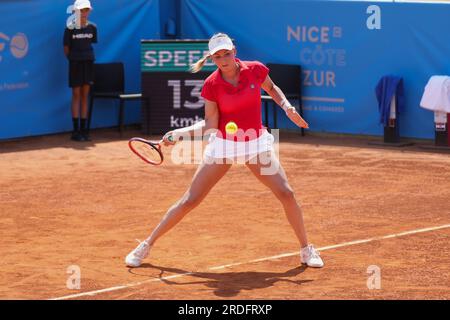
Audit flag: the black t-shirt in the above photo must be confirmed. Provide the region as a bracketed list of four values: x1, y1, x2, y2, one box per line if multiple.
[63, 23, 97, 61]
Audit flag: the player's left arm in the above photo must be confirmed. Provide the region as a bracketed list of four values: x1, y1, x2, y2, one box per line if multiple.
[261, 75, 289, 110]
[261, 75, 309, 129]
[63, 28, 70, 58]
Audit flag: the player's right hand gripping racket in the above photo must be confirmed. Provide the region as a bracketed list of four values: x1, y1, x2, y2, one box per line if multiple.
[128, 135, 173, 165]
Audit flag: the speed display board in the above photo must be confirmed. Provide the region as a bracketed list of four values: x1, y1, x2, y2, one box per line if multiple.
[140, 40, 215, 135]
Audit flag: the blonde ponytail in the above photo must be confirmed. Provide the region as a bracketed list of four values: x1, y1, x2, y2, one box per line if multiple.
[190, 53, 211, 73]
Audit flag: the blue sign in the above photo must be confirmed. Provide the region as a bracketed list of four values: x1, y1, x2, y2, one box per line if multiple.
[0, 0, 160, 139]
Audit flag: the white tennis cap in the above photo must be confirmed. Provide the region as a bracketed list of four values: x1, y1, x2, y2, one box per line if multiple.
[74, 0, 92, 10]
[208, 34, 234, 55]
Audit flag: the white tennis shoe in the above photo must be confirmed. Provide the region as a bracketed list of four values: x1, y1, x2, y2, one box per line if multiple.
[301, 244, 324, 268]
[125, 240, 151, 267]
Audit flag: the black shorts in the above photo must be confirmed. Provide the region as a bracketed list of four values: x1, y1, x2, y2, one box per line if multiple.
[69, 60, 94, 88]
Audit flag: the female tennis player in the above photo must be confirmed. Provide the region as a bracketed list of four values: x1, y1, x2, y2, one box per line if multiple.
[126, 33, 324, 268]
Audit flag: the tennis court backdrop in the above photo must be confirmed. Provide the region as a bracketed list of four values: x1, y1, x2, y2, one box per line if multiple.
[0, 0, 160, 139]
[1, 0, 450, 140]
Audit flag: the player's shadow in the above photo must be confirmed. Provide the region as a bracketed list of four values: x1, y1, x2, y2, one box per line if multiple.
[64, 139, 97, 150]
[129, 264, 312, 298]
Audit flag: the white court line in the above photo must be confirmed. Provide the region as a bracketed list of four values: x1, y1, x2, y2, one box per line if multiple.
[49, 223, 450, 300]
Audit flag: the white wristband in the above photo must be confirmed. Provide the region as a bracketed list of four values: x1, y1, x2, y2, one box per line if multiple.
[280, 98, 291, 111]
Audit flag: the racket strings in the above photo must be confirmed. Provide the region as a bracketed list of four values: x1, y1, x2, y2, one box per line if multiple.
[130, 140, 162, 164]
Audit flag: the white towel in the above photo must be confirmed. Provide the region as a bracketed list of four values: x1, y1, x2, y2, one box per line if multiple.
[420, 75, 450, 113]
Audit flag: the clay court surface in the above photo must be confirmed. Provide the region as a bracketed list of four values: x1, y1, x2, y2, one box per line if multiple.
[0, 129, 449, 300]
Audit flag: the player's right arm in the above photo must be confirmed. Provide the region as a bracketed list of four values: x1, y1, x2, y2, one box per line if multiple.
[202, 98, 219, 133]
[63, 27, 70, 58]
[162, 99, 219, 145]
[64, 45, 70, 58]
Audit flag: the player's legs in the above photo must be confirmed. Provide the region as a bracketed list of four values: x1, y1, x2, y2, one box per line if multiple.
[80, 84, 90, 118]
[246, 152, 308, 247]
[145, 159, 232, 245]
[70, 87, 82, 141]
[126, 159, 231, 267]
[71, 86, 81, 118]
[245, 152, 323, 267]
[80, 84, 91, 140]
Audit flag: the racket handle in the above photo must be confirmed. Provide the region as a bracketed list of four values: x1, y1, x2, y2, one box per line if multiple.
[168, 135, 174, 142]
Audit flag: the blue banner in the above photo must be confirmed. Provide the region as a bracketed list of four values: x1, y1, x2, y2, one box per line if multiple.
[0, 0, 160, 140]
[180, 0, 450, 139]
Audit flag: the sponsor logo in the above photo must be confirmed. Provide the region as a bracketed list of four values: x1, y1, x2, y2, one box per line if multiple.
[72, 33, 94, 39]
[0, 32, 29, 62]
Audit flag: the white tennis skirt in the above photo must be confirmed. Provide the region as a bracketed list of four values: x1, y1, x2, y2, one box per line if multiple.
[203, 129, 275, 163]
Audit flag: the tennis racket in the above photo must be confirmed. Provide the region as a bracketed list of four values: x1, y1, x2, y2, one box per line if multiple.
[128, 135, 173, 165]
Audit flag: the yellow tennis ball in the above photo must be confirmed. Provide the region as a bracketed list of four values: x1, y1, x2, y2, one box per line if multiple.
[225, 121, 238, 134]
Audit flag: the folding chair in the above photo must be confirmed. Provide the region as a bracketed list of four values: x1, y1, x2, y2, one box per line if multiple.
[87, 62, 149, 134]
[262, 63, 304, 136]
